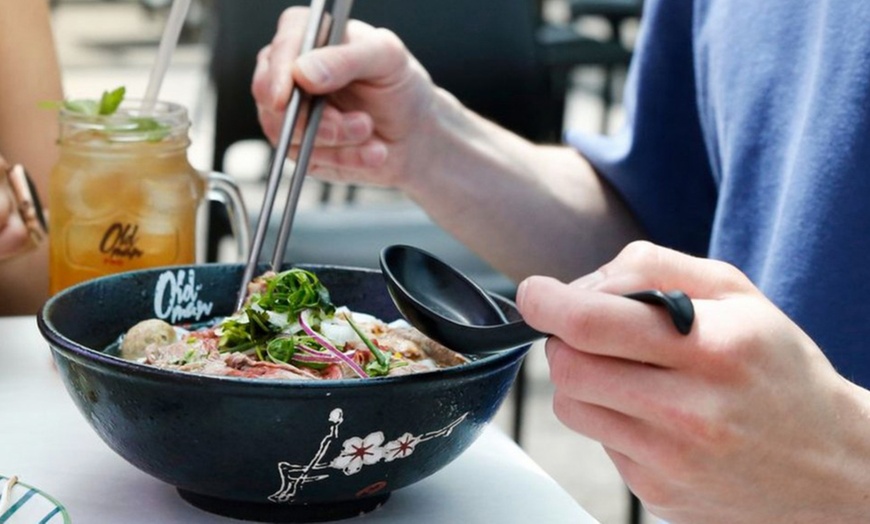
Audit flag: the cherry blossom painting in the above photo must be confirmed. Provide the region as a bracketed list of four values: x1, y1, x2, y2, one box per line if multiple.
[269, 408, 468, 503]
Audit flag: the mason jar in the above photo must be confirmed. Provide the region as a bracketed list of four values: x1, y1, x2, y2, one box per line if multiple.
[49, 99, 249, 294]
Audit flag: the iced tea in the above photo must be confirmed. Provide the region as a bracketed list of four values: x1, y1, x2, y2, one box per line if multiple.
[49, 101, 206, 294]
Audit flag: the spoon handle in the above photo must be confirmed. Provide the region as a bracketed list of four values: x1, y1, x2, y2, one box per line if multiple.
[623, 289, 695, 335]
[496, 320, 548, 348]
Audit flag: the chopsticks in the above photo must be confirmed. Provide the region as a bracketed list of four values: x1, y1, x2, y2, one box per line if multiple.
[236, 0, 355, 310]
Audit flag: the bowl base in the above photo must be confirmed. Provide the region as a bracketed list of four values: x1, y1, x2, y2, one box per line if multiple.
[177, 489, 390, 523]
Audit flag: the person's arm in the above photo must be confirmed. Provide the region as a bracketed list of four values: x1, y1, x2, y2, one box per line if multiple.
[402, 90, 644, 282]
[252, 8, 645, 283]
[0, 0, 63, 314]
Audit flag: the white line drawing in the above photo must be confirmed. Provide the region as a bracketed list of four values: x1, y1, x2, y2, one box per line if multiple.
[269, 408, 468, 503]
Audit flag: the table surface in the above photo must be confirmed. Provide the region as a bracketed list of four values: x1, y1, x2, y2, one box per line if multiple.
[0, 316, 597, 523]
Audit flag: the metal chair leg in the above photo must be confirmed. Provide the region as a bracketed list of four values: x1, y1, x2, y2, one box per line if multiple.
[511, 357, 528, 446]
[629, 489, 642, 524]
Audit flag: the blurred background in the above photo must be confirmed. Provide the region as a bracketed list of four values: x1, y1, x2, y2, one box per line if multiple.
[51, 1, 648, 522]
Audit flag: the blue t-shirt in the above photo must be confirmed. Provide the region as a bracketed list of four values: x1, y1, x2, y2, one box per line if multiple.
[566, 0, 870, 386]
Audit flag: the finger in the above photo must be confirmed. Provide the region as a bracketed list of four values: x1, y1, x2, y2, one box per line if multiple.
[0, 169, 35, 258]
[0, 174, 13, 219]
[552, 393, 682, 472]
[546, 337, 715, 432]
[257, 104, 375, 149]
[251, 7, 321, 112]
[289, 139, 389, 176]
[252, 45, 277, 112]
[583, 240, 759, 300]
[603, 447, 673, 513]
[603, 447, 639, 489]
[293, 24, 411, 94]
[552, 394, 642, 454]
[519, 275, 695, 367]
[310, 107, 374, 146]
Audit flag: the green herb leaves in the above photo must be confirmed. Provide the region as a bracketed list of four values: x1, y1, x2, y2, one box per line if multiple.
[60, 86, 127, 116]
[219, 269, 335, 353]
[44, 86, 171, 141]
[217, 269, 403, 379]
[345, 314, 393, 377]
[98, 86, 126, 115]
[253, 268, 335, 319]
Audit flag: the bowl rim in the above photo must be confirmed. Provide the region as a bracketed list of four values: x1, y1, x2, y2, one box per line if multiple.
[37, 263, 530, 391]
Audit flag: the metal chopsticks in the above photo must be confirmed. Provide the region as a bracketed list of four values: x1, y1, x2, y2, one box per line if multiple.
[236, 0, 354, 310]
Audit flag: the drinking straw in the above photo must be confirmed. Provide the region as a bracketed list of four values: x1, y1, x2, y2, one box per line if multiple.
[141, 0, 192, 113]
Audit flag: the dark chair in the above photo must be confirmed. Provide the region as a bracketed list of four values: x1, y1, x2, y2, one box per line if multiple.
[565, 0, 642, 131]
[205, 0, 640, 451]
[569, 0, 643, 27]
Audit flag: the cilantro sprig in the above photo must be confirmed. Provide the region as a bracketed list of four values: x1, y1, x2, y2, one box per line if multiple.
[252, 268, 335, 319]
[216, 269, 404, 378]
[219, 269, 335, 353]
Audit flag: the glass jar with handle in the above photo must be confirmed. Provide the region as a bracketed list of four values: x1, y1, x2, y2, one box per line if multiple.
[49, 99, 250, 294]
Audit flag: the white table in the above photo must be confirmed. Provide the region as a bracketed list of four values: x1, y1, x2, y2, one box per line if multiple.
[0, 316, 597, 523]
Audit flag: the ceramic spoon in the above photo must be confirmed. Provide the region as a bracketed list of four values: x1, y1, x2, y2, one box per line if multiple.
[379, 244, 694, 354]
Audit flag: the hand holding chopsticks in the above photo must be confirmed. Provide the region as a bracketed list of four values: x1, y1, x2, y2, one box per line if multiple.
[237, 0, 354, 310]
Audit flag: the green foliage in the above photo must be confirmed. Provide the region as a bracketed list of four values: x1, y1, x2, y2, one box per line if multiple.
[45, 86, 170, 141]
[60, 86, 126, 116]
[219, 269, 334, 354]
[345, 314, 391, 377]
[217, 269, 405, 378]
[252, 268, 334, 319]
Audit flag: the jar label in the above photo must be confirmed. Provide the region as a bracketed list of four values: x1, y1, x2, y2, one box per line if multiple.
[65, 218, 181, 270]
[99, 222, 145, 261]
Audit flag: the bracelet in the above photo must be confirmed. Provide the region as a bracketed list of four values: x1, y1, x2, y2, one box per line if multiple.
[4, 162, 48, 246]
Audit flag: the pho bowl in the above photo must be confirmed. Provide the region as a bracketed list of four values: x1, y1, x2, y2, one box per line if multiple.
[37, 263, 529, 522]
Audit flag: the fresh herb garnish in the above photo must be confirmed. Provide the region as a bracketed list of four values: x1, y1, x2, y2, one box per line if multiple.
[98, 86, 126, 115]
[255, 268, 335, 318]
[219, 269, 335, 353]
[59, 86, 127, 116]
[217, 269, 402, 379]
[298, 311, 369, 377]
[44, 86, 171, 141]
[264, 336, 298, 364]
[345, 314, 393, 377]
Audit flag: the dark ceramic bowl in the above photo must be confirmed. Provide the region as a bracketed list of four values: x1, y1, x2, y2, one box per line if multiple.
[37, 263, 528, 522]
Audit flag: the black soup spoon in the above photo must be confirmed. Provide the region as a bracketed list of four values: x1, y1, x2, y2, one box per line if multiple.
[379, 245, 694, 355]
